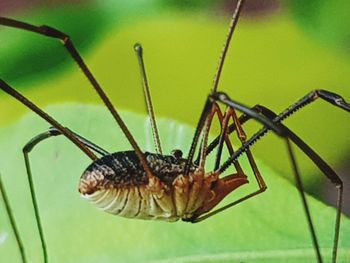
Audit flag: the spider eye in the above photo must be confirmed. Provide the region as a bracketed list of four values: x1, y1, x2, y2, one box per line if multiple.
[171, 149, 183, 159]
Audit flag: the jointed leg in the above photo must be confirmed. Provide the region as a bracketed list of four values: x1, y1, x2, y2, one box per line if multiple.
[249, 104, 343, 263]
[207, 89, 350, 165]
[188, 99, 247, 175]
[194, 102, 246, 173]
[194, 108, 320, 258]
[134, 44, 162, 155]
[188, 97, 267, 222]
[185, 91, 281, 175]
[22, 128, 106, 263]
[191, 103, 267, 203]
[184, 98, 213, 175]
[211, 0, 245, 93]
[212, 105, 266, 191]
[205, 104, 263, 158]
[203, 91, 348, 263]
[0, 80, 97, 161]
[0, 174, 27, 263]
[189, 112, 267, 223]
[0, 17, 153, 179]
[209, 105, 243, 174]
[214, 90, 350, 174]
[277, 89, 350, 121]
[31, 127, 110, 157]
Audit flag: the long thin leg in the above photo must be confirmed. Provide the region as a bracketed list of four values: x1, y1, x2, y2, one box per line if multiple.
[200, 103, 343, 262]
[134, 43, 162, 154]
[197, 103, 219, 170]
[0, 175, 27, 263]
[212, 107, 233, 170]
[189, 103, 267, 224]
[23, 140, 48, 263]
[22, 128, 106, 263]
[189, 101, 244, 174]
[185, 91, 283, 176]
[211, 0, 245, 93]
[211, 90, 350, 173]
[252, 105, 343, 263]
[188, 99, 280, 223]
[184, 0, 253, 175]
[206, 93, 347, 263]
[190, 0, 247, 171]
[184, 98, 213, 175]
[185, 0, 246, 174]
[192, 104, 244, 177]
[210, 105, 264, 190]
[204, 104, 265, 191]
[190, 103, 266, 217]
[285, 139, 323, 263]
[46, 127, 109, 156]
[205, 104, 262, 158]
[207, 89, 350, 162]
[209, 104, 244, 173]
[211, 92, 285, 136]
[193, 118, 324, 259]
[0, 17, 153, 178]
[0, 79, 97, 161]
[223, 106, 267, 185]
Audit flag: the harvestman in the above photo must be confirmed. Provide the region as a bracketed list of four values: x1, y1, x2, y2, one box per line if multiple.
[0, 0, 349, 262]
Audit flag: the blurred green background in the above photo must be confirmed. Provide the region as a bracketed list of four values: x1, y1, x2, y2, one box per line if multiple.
[0, 0, 350, 262]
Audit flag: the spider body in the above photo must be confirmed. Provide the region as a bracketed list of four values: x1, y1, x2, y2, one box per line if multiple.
[80, 150, 248, 221]
[1, 0, 350, 262]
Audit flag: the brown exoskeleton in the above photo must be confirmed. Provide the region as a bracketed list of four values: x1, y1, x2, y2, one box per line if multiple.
[0, 0, 349, 263]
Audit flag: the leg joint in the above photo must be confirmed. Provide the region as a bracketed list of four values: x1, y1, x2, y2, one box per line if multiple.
[39, 25, 68, 41]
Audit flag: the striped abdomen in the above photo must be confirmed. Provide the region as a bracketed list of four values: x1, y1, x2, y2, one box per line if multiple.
[79, 151, 247, 221]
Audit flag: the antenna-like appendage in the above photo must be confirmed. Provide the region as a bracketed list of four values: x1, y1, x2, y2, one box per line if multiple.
[134, 43, 163, 154]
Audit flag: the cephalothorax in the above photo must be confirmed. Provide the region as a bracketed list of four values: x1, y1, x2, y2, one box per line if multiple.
[0, 0, 349, 263]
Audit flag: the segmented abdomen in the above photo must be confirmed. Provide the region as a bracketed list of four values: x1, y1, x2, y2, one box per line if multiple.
[82, 186, 181, 221]
[79, 151, 201, 221]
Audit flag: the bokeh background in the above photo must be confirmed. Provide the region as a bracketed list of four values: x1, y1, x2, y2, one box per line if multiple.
[0, 0, 349, 262]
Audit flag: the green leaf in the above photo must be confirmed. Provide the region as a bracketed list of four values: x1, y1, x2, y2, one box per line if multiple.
[0, 104, 349, 263]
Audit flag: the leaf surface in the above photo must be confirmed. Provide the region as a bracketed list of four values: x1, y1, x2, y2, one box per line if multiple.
[0, 104, 349, 263]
